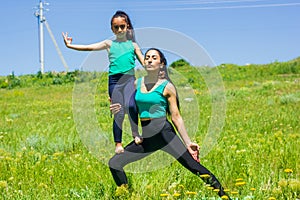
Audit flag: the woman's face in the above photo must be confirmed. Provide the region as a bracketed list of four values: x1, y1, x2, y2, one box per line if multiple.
[111, 17, 128, 39]
[144, 50, 161, 71]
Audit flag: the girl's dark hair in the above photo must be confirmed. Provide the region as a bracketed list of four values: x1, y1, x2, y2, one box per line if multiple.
[111, 10, 136, 42]
[145, 48, 180, 113]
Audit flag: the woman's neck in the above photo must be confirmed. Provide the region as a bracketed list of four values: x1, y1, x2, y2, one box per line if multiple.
[144, 74, 158, 84]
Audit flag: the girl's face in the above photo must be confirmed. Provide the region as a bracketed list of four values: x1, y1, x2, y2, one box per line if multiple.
[144, 50, 162, 71]
[111, 17, 128, 39]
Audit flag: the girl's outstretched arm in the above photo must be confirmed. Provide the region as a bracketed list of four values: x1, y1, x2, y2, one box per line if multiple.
[62, 32, 111, 51]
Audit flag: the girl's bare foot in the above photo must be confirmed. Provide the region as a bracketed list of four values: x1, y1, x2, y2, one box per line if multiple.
[115, 143, 124, 154]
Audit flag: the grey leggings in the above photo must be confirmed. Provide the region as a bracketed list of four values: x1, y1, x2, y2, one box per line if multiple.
[108, 118, 230, 198]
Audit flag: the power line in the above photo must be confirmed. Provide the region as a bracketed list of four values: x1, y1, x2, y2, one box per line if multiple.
[130, 2, 300, 11]
[172, 2, 300, 10]
[44, 21, 69, 72]
[55, 0, 300, 12]
[124, 0, 270, 6]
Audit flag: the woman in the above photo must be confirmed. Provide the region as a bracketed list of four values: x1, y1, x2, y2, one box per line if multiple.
[109, 48, 231, 199]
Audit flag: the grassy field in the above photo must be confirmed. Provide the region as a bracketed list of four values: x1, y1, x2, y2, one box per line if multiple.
[0, 59, 299, 199]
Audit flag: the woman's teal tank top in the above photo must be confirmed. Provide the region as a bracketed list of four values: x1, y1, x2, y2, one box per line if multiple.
[135, 78, 169, 119]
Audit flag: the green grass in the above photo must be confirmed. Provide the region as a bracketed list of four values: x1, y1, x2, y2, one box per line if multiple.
[0, 60, 299, 199]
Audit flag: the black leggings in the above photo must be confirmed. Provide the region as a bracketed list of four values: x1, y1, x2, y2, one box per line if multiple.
[109, 118, 229, 198]
[108, 74, 139, 142]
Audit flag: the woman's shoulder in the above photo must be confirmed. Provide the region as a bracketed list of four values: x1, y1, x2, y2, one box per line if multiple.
[160, 79, 171, 86]
[163, 81, 176, 95]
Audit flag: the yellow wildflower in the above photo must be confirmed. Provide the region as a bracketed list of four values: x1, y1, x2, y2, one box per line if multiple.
[38, 183, 48, 189]
[53, 152, 63, 157]
[221, 195, 229, 199]
[178, 184, 185, 189]
[0, 181, 8, 188]
[5, 156, 13, 161]
[47, 169, 54, 176]
[272, 187, 282, 196]
[250, 188, 256, 191]
[29, 150, 35, 156]
[115, 184, 129, 197]
[16, 152, 22, 158]
[213, 189, 220, 192]
[235, 182, 246, 186]
[231, 191, 239, 195]
[284, 168, 293, 173]
[278, 179, 287, 187]
[224, 188, 230, 192]
[235, 178, 243, 182]
[186, 191, 197, 195]
[268, 197, 276, 200]
[200, 174, 210, 178]
[194, 89, 201, 95]
[41, 155, 48, 161]
[173, 193, 181, 197]
[160, 193, 169, 197]
[86, 165, 92, 170]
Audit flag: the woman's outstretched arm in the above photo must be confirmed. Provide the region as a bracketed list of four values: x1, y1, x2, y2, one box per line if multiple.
[165, 83, 199, 162]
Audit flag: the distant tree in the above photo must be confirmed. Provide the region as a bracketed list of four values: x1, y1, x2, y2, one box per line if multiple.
[170, 59, 190, 68]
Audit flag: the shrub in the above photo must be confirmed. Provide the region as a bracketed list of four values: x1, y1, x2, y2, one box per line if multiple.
[170, 59, 190, 68]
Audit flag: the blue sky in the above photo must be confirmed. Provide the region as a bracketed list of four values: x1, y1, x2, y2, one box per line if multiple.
[1, 0, 300, 75]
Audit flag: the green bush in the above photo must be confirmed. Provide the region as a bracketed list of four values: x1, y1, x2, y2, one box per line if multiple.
[170, 59, 190, 68]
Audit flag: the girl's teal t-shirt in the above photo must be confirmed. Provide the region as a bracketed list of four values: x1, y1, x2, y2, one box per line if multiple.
[108, 40, 135, 75]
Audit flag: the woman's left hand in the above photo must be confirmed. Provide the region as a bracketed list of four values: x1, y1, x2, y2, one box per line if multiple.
[187, 142, 200, 162]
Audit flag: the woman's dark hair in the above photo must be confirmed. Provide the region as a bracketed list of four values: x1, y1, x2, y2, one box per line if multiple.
[145, 48, 180, 113]
[111, 10, 136, 42]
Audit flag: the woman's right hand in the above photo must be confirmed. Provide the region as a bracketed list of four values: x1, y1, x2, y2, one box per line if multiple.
[110, 103, 122, 115]
[62, 32, 73, 47]
[134, 136, 143, 145]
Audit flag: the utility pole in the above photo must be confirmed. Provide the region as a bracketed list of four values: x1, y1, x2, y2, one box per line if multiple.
[35, 0, 47, 74]
[34, 1, 69, 73]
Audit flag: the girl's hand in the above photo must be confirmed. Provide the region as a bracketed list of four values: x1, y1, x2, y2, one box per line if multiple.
[187, 142, 200, 162]
[62, 32, 73, 46]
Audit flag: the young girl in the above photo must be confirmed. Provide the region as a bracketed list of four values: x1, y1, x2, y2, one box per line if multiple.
[63, 11, 144, 153]
[109, 48, 231, 199]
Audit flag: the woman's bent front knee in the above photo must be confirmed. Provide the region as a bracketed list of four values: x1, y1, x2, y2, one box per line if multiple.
[108, 156, 121, 170]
